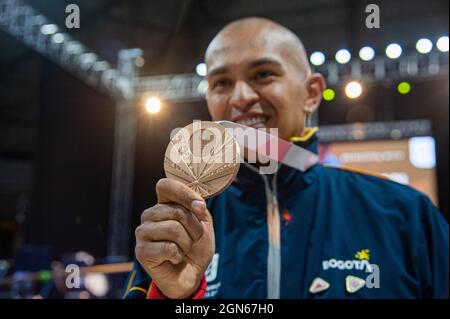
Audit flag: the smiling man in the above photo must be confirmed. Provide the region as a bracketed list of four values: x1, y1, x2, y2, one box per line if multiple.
[124, 17, 449, 299]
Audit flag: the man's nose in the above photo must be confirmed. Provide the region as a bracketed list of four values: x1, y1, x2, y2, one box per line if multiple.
[229, 81, 259, 111]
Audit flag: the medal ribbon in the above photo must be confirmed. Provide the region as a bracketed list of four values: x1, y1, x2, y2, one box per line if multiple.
[216, 121, 319, 172]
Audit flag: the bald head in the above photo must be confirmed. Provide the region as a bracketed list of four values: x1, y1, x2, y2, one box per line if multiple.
[205, 17, 311, 76]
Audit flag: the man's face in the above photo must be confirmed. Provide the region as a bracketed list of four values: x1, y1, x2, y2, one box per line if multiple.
[205, 32, 312, 140]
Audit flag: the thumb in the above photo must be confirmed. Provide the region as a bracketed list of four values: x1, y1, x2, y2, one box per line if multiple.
[155, 178, 211, 222]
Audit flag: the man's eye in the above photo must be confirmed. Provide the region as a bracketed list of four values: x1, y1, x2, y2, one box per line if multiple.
[212, 79, 231, 89]
[253, 70, 274, 81]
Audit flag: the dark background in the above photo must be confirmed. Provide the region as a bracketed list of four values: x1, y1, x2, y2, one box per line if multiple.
[0, 0, 448, 260]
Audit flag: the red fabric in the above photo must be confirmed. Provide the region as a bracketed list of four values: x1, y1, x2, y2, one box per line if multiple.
[147, 275, 207, 299]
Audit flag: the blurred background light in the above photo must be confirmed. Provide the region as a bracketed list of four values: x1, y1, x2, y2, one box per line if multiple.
[416, 38, 433, 54]
[84, 273, 109, 297]
[195, 63, 207, 77]
[397, 81, 412, 95]
[64, 41, 84, 54]
[310, 51, 326, 66]
[345, 81, 363, 99]
[75, 251, 95, 266]
[196, 79, 209, 94]
[359, 46, 375, 61]
[134, 56, 145, 68]
[40, 24, 58, 35]
[323, 88, 336, 101]
[145, 97, 161, 114]
[93, 61, 110, 72]
[51, 33, 65, 44]
[385, 43, 402, 59]
[80, 53, 97, 64]
[436, 36, 449, 52]
[335, 49, 351, 64]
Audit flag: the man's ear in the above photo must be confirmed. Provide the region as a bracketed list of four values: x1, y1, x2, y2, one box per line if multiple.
[304, 73, 326, 115]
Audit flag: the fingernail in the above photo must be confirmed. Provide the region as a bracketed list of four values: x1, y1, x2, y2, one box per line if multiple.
[191, 200, 206, 212]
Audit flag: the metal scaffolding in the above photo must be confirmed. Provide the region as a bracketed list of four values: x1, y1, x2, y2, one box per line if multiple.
[1, 0, 448, 103]
[107, 49, 141, 257]
[134, 52, 448, 102]
[0, 0, 133, 100]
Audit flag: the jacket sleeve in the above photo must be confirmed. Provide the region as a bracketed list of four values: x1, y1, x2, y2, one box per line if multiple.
[417, 196, 449, 298]
[122, 260, 151, 299]
[146, 275, 207, 299]
[122, 260, 207, 299]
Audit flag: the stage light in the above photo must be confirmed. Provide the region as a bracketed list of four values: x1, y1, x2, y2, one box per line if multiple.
[310, 51, 325, 66]
[385, 43, 402, 59]
[397, 81, 411, 95]
[145, 97, 161, 114]
[51, 33, 65, 44]
[335, 49, 351, 64]
[437, 36, 449, 52]
[196, 63, 207, 77]
[345, 81, 362, 99]
[359, 46, 375, 61]
[416, 38, 433, 54]
[40, 24, 58, 35]
[323, 88, 335, 101]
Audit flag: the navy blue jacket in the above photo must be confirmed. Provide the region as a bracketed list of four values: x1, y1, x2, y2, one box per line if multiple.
[124, 132, 449, 299]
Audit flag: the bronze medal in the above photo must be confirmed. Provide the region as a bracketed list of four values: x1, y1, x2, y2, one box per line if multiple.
[164, 121, 240, 198]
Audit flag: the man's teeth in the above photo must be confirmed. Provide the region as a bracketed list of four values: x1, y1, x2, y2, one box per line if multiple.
[236, 116, 267, 126]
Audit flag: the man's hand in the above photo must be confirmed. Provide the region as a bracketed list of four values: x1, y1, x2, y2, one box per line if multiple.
[135, 178, 215, 299]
